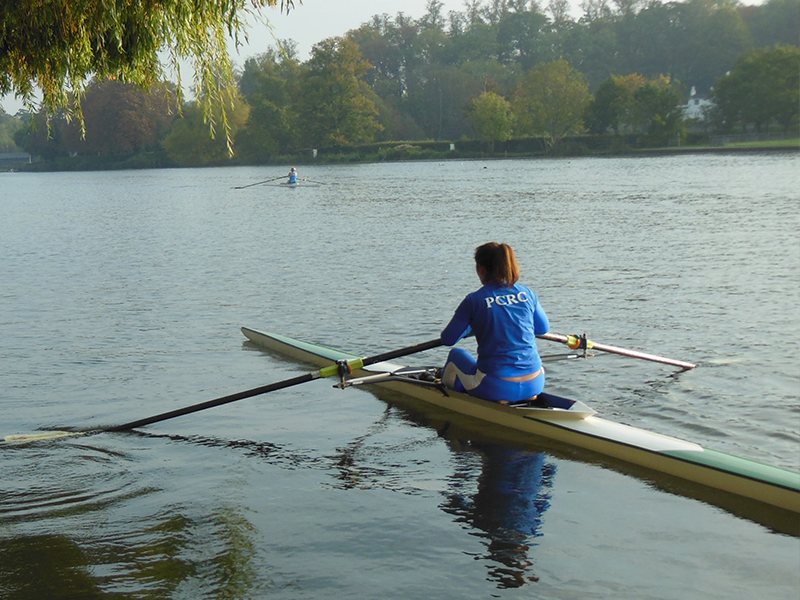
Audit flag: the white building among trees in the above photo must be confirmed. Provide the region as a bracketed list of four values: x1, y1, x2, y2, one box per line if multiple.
[683, 86, 714, 121]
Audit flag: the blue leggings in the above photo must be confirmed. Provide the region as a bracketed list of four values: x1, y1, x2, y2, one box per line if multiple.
[442, 347, 545, 403]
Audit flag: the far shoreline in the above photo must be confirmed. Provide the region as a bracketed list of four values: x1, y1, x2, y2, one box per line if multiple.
[6, 138, 799, 173]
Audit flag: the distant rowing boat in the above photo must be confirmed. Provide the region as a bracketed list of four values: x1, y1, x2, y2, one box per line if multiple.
[241, 327, 800, 515]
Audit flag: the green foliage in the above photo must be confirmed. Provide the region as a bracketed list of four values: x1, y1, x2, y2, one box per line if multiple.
[512, 60, 593, 149]
[710, 45, 800, 133]
[405, 65, 485, 141]
[0, 110, 24, 153]
[468, 92, 516, 150]
[14, 111, 70, 160]
[587, 73, 684, 143]
[0, 0, 290, 145]
[740, 0, 799, 49]
[586, 73, 648, 133]
[235, 51, 303, 161]
[161, 98, 250, 167]
[631, 76, 685, 145]
[561, 0, 753, 92]
[675, 0, 753, 92]
[371, 95, 426, 142]
[586, 77, 621, 134]
[495, 7, 551, 70]
[295, 38, 383, 148]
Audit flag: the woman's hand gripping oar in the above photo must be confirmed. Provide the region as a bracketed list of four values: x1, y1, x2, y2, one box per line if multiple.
[537, 332, 696, 370]
[3, 338, 443, 443]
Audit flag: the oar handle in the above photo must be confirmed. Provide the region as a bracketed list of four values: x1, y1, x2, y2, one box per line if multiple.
[363, 338, 443, 366]
[538, 332, 696, 370]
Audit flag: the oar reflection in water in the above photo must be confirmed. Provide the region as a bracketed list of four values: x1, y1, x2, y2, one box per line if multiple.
[441, 441, 556, 589]
[330, 405, 393, 490]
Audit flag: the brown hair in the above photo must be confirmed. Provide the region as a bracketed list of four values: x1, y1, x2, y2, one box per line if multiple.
[474, 242, 520, 286]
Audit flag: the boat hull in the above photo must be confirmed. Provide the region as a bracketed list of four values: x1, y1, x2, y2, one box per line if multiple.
[241, 327, 800, 513]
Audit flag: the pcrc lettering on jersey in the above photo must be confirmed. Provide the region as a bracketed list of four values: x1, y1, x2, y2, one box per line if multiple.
[485, 291, 530, 308]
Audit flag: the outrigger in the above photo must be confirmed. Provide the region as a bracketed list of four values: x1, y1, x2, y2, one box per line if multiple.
[241, 327, 800, 515]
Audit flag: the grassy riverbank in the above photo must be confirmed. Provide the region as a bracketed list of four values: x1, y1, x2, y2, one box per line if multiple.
[718, 138, 800, 148]
[298, 136, 800, 166]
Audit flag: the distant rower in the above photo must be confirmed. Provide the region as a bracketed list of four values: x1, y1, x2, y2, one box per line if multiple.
[287, 167, 298, 184]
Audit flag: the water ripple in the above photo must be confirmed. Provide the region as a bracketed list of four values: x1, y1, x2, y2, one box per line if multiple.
[0, 442, 153, 525]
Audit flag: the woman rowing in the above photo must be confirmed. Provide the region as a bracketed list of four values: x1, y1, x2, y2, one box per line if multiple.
[441, 242, 549, 403]
[287, 167, 298, 184]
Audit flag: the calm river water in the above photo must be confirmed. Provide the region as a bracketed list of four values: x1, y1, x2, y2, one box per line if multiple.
[1, 154, 798, 599]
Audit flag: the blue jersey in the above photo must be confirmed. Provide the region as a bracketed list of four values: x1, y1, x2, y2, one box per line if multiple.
[288, 173, 297, 183]
[441, 282, 549, 376]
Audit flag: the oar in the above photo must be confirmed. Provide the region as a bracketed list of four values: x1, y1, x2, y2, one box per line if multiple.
[233, 176, 284, 189]
[4, 338, 443, 442]
[537, 332, 696, 370]
[299, 178, 329, 185]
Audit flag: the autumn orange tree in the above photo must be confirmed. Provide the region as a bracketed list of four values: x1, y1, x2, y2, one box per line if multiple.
[61, 80, 176, 155]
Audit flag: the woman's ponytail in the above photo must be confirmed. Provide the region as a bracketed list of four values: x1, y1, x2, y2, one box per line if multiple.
[474, 242, 520, 286]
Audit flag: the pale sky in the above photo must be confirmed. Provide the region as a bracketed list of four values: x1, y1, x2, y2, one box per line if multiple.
[250, 0, 470, 59]
[1, 0, 766, 114]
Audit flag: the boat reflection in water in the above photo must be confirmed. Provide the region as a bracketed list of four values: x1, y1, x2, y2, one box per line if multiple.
[440, 440, 555, 588]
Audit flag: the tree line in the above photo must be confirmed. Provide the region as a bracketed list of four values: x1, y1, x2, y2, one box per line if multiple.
[6, 0, 799, 167]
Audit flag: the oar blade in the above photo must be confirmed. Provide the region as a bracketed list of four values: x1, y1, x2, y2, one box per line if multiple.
[589, 340, 696, 369]
[4, 431, 84, 443]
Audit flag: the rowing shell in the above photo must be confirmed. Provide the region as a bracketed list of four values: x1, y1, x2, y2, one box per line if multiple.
[241, 327, 800, 514]
[273, 182, 320, 188]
